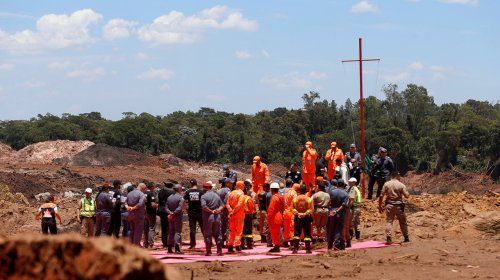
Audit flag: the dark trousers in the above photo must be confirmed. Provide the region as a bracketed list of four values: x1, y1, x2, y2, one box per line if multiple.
[95, 212, 111, 236]
[159, 213, 169, 247]
[327, 213, 345, 250]
[41, 218, 57, 235]
[121, 212, 130, 238]
[294, 215, 312, 241]
[243, 214, 253, 238]
[367, 176, 388, 199]
[188, 212, 204, 246]
[220, 209, 229, 244]
[107, 211, 121, 237]
[143, 212, 157, 248]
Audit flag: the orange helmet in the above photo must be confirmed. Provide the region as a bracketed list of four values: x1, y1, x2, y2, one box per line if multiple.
[253, 156, 261, 163]
[236, 181, 245, 190]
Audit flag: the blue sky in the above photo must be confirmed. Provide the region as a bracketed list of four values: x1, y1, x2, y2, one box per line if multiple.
[0, 0, 498, 120]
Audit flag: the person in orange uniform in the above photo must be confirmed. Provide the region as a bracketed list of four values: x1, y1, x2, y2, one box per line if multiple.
[291, 184, 315, 254]
[267, 182, 284, 252]
[226, 181, 246, 253]
[302, 141, 318, 194]
[282, 183, 299, 247]
[324, 142, 344, 181]
[241, 185, 255, 250]
[252, 156, 270, 195]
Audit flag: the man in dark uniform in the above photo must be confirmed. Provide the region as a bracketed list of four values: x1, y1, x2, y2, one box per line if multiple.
[257, 183, 272, 245]
[107, 179, 122, 237]
[143, 182, 158, 248]
[345, 143, 362, 168]
[327, 179, 349, 250]
[222, 164, 238, 184]
[95, 184, 114, 236]
[217, 177, 232, 247]
[368, 147, 395, 199]
[167, 184, 185, 254]
[349, 159, 362, 185]
[184, 179, 204, 249]
[201, 181, 225, 256]
[157, 180, 175, 248]
[285, 163, 302, 184]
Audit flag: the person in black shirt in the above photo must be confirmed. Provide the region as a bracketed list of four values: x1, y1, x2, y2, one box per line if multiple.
[368, 147, 395, 199]
[349, 159, 362, 185]
[184, 179, 204, 249]
[285, 163, 302, 184]
[158, 180, 175, 248]
[107, 179, 122, 237]
[143, 182, 158, 248]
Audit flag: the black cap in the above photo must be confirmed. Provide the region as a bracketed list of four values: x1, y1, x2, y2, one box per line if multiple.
[112, 179, 121, 186]
[338, 179, 345, 186]
[189, 179, 197, 186]
[164, 179, 177, 188]
[147, 181, 155, 189]
[285, 178, 293, 185]
[218, 177, 226, 184]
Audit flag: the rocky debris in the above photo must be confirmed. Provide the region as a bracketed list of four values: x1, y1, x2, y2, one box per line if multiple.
[159, 154, 183, 167]
[0, 143, 14, 160]
[16, 140, 95, 165]
[0, 233, 181, 280]
[469, 211, 500, 240]
[34, 192, 52, 201]
[63, 191, 79, 198]
[70, 143, 152, 166]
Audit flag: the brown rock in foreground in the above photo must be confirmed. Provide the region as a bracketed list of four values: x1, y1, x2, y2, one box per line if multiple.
[0, 233, 180, 280]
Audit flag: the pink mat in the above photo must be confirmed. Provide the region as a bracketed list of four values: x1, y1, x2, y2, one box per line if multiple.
[160, 259, 198, 264]
[316, 240, 399, 252]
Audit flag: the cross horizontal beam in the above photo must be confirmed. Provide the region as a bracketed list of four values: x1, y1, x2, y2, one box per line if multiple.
[342, 58, 380, 63]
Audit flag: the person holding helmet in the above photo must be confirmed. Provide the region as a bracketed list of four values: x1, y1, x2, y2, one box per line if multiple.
[226, 181, 246, 253]
[324, 142, 344, 182]
[251, 156, 269, 195]
[267, 182, 285, 252]
[302, 141, 318, 194]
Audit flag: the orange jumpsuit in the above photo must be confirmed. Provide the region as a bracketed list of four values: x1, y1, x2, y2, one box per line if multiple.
[282, 188, 297, 242]
[267, 193, 284, 246]
[226, 189, 245, 247]
[252, 163, 269, 195]
[325, 148, 344, 180]
[302, 148, 317, 192]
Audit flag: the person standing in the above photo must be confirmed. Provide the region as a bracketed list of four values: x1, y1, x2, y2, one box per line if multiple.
[184, 179, 204, 249]
[77, 188, 96, 237]
[257, 183, 272, 246]
[302, 141, 318, 194]
[378, 171, 410, 245]
[251, 156, 270, 195]
[311, 182, 330, 242]
[282, 183, 298, 247]
[348, 178, 362, 240]
[126, 183, 146, 247]
[201, 181, 225, 256]
[241, 185, 255, 250]
[285, 163, 302, 184]
[107, 179, 122, 237]
[345, 144, 362, 169]
[327, 179, 349, 251]
[226, 181, 245, 253]
[157, 181, 175, 248]
[291, 185, 314, 254]
[368, 147, 395, 199]
[95, 184, 114, 236]
[324, 142, 344, 182]
[334, 158, 349, 182]
[267, 182, 284, 253]
[349, 159, 362, 185]
[167, 184, 185, 254]
[143, 182, 158, 249]
[121, 184, 134, 239]
[222, 164, 238, 184]
[35, 194, 62, 235]
[217, 178, 232, 247]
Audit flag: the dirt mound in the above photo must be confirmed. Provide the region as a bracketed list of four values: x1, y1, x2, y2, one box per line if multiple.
[0, 143, 14, 160]
[469, 211, 500, 240]
[70, 144, 151, 166]
[15, 140, 95, 165]
[0, 233, 180, 280]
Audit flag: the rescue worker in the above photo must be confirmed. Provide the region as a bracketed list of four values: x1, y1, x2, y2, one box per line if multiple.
[201, 181, 225, 256]
[157, 180, 175, 248]
[217, 178, 232, 247]
[327, 178, 349, 250]
[107, 179, 122, 237]
[257, 183, 272, 246]
[226, 180, 246, 253]
[348, 177, 362, 240]
[282, 183, 299, 247]
[244, 179, 256, 199]
[285, 163, 302, 184]
[77, 187, 96, 237]
[166, 184, 185, 254]
[324, 142, 344, 182]
[36, 194, 62, 235]
[184, 179, 204, 249]
[345, 143, 362, 169]
[251, 156, 270, 195]
[302, 141, 318, 194]
[291, 184, 314, 254]
[143, 182, 158, 249]
[349, 159, 362, 185]
[241, 185, 255, 250]
[222, 164, 238, 184]
[378, 171, 410, 245]
[334, 158, 349, 182]
[125, 183, 146, 246]
[311, 182, 330, 242]
[95, 183, 114, 236]
[267, 182, 284, 252]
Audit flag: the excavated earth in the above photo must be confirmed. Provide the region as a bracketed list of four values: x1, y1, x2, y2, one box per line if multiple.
[0, 140, 499, 280]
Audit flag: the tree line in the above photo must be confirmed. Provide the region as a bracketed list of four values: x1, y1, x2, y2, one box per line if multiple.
[0, 84, 498, 179]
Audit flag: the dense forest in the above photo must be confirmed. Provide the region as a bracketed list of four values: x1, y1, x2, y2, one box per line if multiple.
[1, 84, 498, 178]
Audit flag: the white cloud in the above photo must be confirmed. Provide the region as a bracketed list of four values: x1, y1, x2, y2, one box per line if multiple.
[235, 50, 251, 59]
[440, 0, 479, 6]
[47, 61, 71, 70]
[136, 52, 149, 60]
[21, 81, 46, 88]
[67, 67, 105, 81]
[409, 61, 424, 71]
[0, 12, 36, 20]
[309, 71, 328, 80]
[137, 68, 174, 80]
[261, 50, 270, 58]
[260, 72, 312, 90]
[383, 72, 409, 83]
[137, 5, 257, 45]
[0, 63, 14, 70]
[351, 1, 378, 13]
[0, 9, 102, 53]
[429, 65, 452, 80]
[103, 19, 137, 40]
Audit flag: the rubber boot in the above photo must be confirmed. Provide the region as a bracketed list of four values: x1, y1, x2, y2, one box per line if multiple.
[305, 241, 312, 254]
[205, 243, 212, 256]
[235, 245, 241, 252]
[246, 238, 253, 249]
[349, 229, 354, 239]
[282, 241, 289, 248]
[292, 239, 299, 254]
[403, 235, 410, 243]
[268, 245, 280, 253]
[216, 242, 223, 256]
[227, 245, 235, 253]
[167, 246, 174, 254]
[355, 230, 360, 240]
[240, 237, 247, 250]
[346, 239, 351, 248]
[174, 245, 184, 254]
[385, 236, 392, 245]
[261, 235, 267, 243]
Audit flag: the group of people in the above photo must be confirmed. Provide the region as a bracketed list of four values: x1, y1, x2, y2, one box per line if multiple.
[35, 140, 410, 255]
